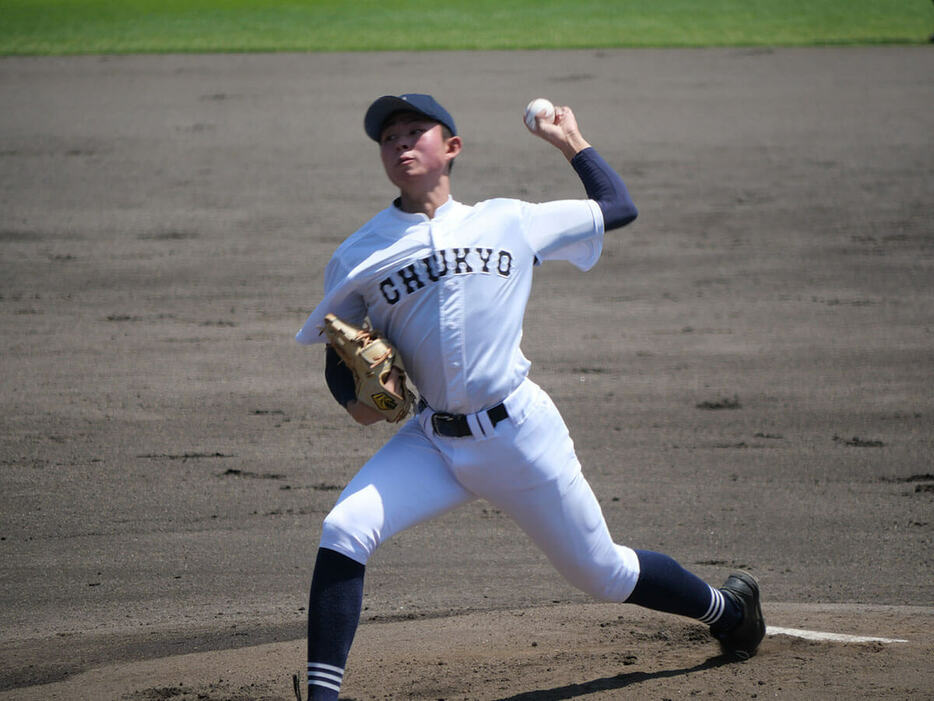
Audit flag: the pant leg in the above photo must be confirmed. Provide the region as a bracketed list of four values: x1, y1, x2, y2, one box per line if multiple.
[320, 417, 476, 564]
[490, 469, 641, 602]
[307, 419, 476, 700]
[447, 383, 641, 602]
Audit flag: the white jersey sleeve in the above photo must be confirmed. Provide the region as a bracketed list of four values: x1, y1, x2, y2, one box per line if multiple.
[295, 252, 367, 345]
[522, 199, 605, 271]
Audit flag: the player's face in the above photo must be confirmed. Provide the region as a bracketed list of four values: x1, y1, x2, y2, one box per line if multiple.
[379, 115, 459, 189]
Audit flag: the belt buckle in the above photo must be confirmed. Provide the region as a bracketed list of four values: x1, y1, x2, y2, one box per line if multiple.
[431, 412, 457, 435]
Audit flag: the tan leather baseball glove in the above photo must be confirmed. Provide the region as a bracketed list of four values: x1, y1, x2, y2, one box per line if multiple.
[322, 313, 416, 423]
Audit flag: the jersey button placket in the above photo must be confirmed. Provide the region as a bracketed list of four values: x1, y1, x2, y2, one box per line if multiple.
[433, 219, 467, 410]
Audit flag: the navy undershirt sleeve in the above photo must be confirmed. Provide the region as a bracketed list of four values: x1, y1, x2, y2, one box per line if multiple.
[570, 147, 638, 231]
[325, 345, 357, 407]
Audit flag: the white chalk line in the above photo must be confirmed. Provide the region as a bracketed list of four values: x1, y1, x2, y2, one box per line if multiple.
[766, 626, 908, 644]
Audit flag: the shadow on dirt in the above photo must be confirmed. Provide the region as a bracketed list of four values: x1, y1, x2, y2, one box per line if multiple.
[493, 655, 731, 700]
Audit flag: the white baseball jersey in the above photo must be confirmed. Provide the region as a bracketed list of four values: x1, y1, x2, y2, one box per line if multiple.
[296, 195, 604, 414]
[300, 193, 642, 602]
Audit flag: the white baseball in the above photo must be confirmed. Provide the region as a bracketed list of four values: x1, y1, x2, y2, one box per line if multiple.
[524, 98, 555, 131]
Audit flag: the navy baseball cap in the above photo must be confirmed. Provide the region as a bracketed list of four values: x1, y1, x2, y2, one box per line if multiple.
[364, 94, 457, 142]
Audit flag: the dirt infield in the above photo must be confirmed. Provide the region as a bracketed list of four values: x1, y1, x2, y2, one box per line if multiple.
[1, 48, 932, 699]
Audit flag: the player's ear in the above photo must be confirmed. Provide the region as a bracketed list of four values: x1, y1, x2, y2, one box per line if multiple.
[443, 135, 462, 175]
[445, 135, 462, 160]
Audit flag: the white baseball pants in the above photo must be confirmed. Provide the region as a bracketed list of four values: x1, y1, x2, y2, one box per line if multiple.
[319, 378, 641, 602]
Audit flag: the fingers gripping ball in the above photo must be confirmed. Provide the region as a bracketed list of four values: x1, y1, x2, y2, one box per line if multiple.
[323, 314, 416, 423]
[524, 98, 556, 131]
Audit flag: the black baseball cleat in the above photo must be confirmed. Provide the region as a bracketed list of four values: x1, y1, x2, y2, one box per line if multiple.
[711, 571, 765, 660]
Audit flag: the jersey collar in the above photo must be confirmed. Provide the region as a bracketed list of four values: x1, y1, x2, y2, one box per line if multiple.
[390, 195, 457, 222]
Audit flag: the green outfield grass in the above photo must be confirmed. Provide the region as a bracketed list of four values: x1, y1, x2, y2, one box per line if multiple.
[1, 0, 932, 55]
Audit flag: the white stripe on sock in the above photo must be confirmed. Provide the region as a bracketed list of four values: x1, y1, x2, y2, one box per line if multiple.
[308, 679, 342, 693]
[309, 671, 343, 685]
[699, 587, 725, 624]
[698, 587, 718, 622]
[308, 661, 345, 692]
[308, 661, 345, 675]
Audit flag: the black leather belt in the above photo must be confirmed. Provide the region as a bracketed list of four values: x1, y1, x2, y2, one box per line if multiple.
[419, 399, 509, 438]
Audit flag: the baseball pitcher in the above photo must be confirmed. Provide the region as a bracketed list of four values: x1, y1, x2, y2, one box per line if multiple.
[295, 94, 765, 700]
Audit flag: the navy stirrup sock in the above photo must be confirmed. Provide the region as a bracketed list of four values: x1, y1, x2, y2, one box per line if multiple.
[307, 547, 366, 700]
[626, 550, 741, 630]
